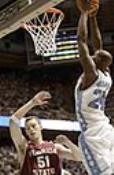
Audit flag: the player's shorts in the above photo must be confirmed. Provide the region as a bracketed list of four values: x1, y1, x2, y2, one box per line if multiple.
[78, 122, 114, 175]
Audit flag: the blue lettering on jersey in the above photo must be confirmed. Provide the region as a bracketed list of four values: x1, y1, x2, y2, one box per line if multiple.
[88, 89, 106, 110]
[96, 80, 110, 88]
[88, 80, 109, 110]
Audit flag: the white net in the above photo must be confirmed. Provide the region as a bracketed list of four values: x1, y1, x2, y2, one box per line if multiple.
[23, 8, 64, 56]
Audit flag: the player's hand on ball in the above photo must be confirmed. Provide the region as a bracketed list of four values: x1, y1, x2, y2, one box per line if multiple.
[76, 0, 89, 13]
[76, 0, 99, 17]
[88, 0, 99, 17]
[33, 91, 51, 106]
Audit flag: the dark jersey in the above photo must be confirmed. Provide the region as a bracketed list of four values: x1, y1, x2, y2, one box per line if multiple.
[20, 141, 62, 175]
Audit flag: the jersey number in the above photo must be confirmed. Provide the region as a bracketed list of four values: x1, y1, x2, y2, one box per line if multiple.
[88, 89, 106, 110]
[37, 155, 50, 168]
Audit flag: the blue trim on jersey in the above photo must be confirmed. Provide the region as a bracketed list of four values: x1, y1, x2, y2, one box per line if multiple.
[79, 134, 102, 175]
[76, 89, 87, 132]
[76, 90, 107, 175]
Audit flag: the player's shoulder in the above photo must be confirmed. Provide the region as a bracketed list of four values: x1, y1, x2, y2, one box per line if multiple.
[97, 69, 111, 79]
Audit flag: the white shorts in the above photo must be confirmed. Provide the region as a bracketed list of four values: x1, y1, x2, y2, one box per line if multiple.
[79, 122, 114, 175]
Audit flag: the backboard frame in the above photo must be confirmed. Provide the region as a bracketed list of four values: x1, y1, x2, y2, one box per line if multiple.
[0, 0, 65, 38]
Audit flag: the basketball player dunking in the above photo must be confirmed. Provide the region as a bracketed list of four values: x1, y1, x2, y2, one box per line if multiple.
[10, 91, 80, 175]
[75, 0, 114, 175]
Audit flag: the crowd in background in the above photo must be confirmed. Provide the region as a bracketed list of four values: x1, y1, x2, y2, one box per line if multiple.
[0, 146, 19, 175]
[0, 67, 113, 121]
[0, 66, 114, 175]
[0, 68, 78, 120]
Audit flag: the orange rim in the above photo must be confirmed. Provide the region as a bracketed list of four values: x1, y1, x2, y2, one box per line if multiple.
[46, 7, 64, 14]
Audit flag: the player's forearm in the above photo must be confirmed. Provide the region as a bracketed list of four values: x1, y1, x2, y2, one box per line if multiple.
[90, 16, 103, 50]
[12, 99, 35, 120]
[77, 12, 88, 43]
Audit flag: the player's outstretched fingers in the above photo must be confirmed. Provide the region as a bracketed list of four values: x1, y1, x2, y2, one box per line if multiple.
[33, 91, 51, 106]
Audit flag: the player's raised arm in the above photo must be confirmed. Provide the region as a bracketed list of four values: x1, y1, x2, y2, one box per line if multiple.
[88, 0, 102, 51]
[77, 2, 97, 76]
[55, 135, 81, 162]
[89, 16, 103, 51]
[9, 91, 51, 160]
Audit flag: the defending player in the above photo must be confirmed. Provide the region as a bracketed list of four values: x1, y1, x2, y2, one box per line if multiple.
[75, 0, 114, 175]
[9, 91, 81, 175]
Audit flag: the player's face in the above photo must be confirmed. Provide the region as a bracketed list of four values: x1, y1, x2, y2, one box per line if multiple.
[25, 118, 42, 142]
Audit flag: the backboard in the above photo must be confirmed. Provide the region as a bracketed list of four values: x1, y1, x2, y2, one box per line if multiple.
[0, 0, 65, 38]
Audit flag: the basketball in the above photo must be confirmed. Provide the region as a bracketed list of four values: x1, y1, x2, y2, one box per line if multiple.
[76, 0, 99, 17]
[89, 0, 99, 17]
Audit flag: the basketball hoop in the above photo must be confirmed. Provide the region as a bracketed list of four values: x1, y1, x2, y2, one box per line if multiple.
[23, 8, 64, 56]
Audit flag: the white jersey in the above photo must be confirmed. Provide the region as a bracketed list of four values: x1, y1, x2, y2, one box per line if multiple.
[75, 70, 112, 131]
